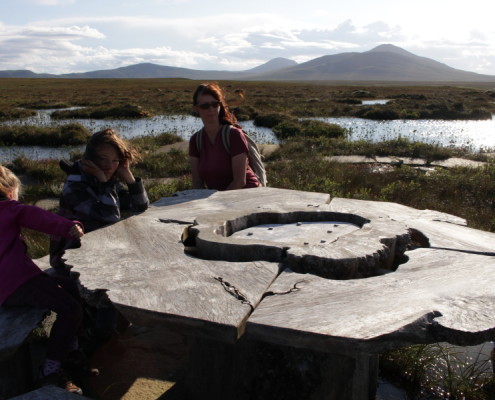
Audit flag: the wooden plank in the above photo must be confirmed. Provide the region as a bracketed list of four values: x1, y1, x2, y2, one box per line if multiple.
[0, 306, 47, 360]
[65, 210, 278, 343]
[246, 246, 495, 355]
[65, 188, 331, 342]
[10, 385, 93, 399]
[0, 257, 51, 360]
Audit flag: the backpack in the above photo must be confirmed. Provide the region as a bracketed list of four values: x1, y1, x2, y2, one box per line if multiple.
[195, 125, 267, 187]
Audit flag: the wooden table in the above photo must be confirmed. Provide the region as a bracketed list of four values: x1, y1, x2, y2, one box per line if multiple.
[65, 188, 495, 399]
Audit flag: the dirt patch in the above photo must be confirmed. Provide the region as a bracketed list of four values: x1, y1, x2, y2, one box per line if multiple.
[85, 325, 189, 400]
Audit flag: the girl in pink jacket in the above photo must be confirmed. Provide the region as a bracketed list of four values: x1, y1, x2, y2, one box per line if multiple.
[0, 165, 85, 394]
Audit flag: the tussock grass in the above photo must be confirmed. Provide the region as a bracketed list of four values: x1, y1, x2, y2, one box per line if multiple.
[0, 123, 91, 146]
[381, 343, 495, 399]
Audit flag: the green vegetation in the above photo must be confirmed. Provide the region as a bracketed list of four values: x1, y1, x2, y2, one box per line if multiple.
[1, 78, 495, 121]
[51, 104, 152, 119]
[272, 119, 348, 139]
[129, 132, 183, 152]
[0, 123, 91, 146]
[0, 107, 36, 121]
[381, 343, 495, 399]
[134, 149, 190, 179]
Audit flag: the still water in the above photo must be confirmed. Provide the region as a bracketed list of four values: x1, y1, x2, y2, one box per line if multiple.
[1, 108, 494, 161]
[0, 111, 276, 162]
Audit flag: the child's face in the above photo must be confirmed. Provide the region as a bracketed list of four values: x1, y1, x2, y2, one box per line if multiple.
[94, 144, 121, 180]
[9, 187, 19, 201]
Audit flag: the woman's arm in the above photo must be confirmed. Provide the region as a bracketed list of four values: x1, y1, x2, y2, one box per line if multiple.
[190, 156, 205, 189]
[226, 152, 248, 190]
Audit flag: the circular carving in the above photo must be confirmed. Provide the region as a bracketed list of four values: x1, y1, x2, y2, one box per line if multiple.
[189, 209, 412, 279]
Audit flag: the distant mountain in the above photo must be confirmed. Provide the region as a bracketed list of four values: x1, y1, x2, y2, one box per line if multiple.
[54, 62, 236, 80]
[255, 44, 495, 82]
[241, 57, 298, 75]
[1, 45, 494, 82]
[0, 69, 55, 78]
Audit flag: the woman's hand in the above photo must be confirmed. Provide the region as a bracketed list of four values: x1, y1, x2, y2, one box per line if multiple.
[116, 159, 135, 184]
[69, 224, 84, 239]
[81, 159, 107, 182]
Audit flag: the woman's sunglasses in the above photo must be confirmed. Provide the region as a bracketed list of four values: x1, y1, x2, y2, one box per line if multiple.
[197, 101, 221, 110]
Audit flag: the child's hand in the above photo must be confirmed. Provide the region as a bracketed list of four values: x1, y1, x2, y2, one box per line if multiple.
[116, 159, 135, 184]
[81, 159, 107, 182]
[70, 224, 84, 239]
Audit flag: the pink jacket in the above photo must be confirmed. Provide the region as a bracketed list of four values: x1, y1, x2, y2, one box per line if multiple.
[0, 199, 81, 305]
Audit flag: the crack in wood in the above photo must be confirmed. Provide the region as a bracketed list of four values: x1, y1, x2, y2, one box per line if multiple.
[158, 218, 192, 225]
[214, 276, 254, 311]
[261, 280, 307, 300]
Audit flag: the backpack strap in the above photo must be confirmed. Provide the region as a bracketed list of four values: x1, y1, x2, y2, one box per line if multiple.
[222, 124, 267, 187]
[195, 128, 203, 152]
[221, 125, 232, 153]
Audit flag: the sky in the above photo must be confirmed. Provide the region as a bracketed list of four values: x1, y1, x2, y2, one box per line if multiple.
[1, 0, 494, 76]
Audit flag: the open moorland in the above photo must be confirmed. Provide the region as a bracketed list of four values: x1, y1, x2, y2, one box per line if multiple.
[1, 78, 495, 120]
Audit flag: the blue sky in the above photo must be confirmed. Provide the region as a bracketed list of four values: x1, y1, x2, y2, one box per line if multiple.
[1, 0, 494, 75]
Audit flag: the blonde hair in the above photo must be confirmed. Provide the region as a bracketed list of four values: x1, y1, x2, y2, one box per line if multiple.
[0, 165, 21, 199]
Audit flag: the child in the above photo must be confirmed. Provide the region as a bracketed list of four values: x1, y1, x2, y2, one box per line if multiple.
[0, 165, 85, 394]
[50, 128, 149, 276]
[50, 128, 149, 351]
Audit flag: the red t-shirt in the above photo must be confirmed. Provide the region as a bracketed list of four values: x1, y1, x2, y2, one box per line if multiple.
[189, 126, 260, 191]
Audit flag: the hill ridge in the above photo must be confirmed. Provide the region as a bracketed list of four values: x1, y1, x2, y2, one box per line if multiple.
[1, 45, 494, 82]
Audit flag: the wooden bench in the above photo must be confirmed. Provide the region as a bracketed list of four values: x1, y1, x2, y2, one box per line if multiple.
[0, 258, 52, 399]
[63, 188, 495, 400]
[9, 385, 92, 399]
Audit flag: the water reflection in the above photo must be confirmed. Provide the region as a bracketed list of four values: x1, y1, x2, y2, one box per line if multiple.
[0, 110, 278, 162]
[1, 109, 495, 161]
[1, 110, 277, 143]
[315, 117, 495, 151]
[361, 99, 391, 105]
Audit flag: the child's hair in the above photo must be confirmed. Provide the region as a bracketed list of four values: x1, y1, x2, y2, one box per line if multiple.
[0, 165, 21, 199]
[83, 129, 140, 165]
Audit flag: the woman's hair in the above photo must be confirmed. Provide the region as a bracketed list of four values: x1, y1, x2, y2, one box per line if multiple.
[193, 83, 240, 127]
[0, 165, 21, 199]
[83, 129, 140, 164]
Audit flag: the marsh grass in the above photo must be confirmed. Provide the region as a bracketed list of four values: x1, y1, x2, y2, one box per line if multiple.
[381, 343, 495, 399]
[2, 78, 495, 121]
[0, 107, 36, 121]
[129, 132, 183, 152]
[272, 119, 348, 140]
[0, 123, 91, 146]
[134, 149, 189, 179]
[51, 104, 153, 119]
[22, 228, 51, 260]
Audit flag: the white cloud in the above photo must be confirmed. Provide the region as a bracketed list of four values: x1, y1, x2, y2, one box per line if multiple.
[1, 11, 495, 75]
[29, 0, 75, 5]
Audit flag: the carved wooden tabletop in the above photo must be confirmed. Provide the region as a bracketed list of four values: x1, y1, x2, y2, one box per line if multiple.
[65, 188, 495, 353]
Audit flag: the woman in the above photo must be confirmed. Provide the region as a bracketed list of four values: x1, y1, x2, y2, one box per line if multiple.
[189, 83, 260, 191]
